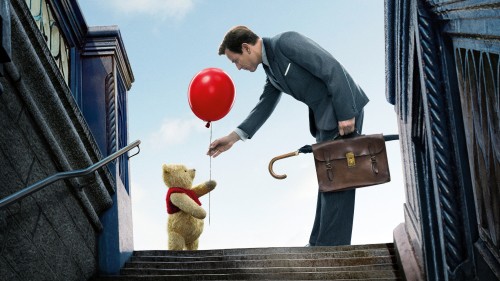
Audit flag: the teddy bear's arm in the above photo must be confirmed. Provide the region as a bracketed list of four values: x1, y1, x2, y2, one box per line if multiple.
[192, 180, 216, 198]
[170, 193, 206, 219]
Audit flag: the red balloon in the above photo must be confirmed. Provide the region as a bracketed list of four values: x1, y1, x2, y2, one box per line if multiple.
[188, 68, 235, 125]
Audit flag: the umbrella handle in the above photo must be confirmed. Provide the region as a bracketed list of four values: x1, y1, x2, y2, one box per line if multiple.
[268, 151, 299, 179]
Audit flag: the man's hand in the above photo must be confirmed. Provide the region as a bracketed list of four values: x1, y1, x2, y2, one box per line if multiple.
[207, 131, 241, 158]
[338, 117, 356, 136]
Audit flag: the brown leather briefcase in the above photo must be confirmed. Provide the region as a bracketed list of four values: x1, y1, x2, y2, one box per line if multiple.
[312, 133, 391, 192]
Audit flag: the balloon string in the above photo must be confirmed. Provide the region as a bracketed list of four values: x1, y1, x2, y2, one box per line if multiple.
[209, 124, 212, 181]
[208, 124, 212, 225]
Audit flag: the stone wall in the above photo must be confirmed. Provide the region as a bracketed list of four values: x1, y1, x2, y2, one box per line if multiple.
[0, 0, 117, 280]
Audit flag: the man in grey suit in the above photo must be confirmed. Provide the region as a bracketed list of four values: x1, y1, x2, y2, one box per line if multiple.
[207, 26, 369, 246]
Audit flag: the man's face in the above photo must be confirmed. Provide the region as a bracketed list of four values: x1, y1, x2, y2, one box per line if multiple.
[225, 45, 259, 72]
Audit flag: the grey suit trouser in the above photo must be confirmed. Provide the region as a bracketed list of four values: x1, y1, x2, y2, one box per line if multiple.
[308, 110, 364, 246]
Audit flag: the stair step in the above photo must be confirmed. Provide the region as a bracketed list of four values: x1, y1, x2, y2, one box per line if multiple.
[95, 273, 401, 280]
[132, 243, 393, 258]
[123, 256, 396, 271]
[129, 248, 394, 263]
[97, 271, 400, 280]
[93, 275, 402, 281]
[121, 263, 396, 274]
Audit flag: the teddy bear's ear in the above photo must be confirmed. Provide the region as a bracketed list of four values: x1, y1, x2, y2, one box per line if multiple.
[162, 164, 171, 174]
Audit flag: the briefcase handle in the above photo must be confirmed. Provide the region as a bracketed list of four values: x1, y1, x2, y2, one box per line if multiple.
[332, 130, 361, 140]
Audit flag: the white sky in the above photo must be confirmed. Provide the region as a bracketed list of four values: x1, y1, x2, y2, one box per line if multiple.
[79, 0, 406, 250]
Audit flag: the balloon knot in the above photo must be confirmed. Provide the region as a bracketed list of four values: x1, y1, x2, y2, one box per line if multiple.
[205, 122, 211, 128]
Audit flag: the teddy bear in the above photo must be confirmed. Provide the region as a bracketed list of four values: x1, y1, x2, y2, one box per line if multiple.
[162, 164, 216, 250]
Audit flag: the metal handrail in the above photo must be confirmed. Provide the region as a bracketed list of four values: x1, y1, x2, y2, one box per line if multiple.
[0, 140, 141, 209]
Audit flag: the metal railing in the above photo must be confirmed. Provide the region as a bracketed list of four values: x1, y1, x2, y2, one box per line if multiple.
[0, 139, 141, 209]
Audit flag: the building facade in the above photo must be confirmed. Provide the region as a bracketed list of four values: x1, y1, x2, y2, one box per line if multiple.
[386, 0, 499, 280]
[0, 0, 134, 279]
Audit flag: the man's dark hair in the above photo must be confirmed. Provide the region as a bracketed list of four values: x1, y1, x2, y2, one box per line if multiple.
[218, 26, 259, 55]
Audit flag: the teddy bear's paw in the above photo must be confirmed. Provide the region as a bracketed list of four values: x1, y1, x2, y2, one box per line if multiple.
[206, 180, 217, 190]
[194, 208, 207, 219]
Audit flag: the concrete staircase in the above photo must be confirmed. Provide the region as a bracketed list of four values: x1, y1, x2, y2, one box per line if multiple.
[93, 243, 401, 280]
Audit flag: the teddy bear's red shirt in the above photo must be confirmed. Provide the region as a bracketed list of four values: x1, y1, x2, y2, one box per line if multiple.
[166, 188, 202, 214]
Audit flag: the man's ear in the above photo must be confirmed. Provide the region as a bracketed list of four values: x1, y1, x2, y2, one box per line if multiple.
[241, 43, 251, 54]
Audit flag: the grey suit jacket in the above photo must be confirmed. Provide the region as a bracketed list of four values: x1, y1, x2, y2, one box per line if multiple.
[238, 31, 369, 139]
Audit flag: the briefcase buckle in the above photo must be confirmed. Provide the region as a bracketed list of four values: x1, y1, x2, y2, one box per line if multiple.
[346, 152, 356, 167]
